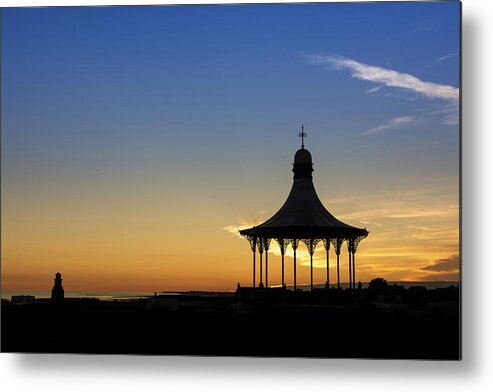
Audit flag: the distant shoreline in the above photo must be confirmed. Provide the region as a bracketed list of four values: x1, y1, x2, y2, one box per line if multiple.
[1, 281, 460, 301]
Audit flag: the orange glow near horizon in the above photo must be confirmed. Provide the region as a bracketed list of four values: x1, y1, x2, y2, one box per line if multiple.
[1, 173, 459, 293]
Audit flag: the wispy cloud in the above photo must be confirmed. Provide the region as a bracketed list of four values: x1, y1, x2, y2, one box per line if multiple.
[436, 52, 458, 62]
[420, 105, 459, 126]
[425, 52, 458, 67]
[222, 211, 273, 239]
[306, 54, 459, 103]
[361, 116, 417, 135]
[366, 86, 382, 94]
[222, 224, 250, 239]
[442, 111, 459, 125]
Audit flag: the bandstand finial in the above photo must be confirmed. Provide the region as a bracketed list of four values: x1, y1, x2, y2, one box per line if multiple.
[298, 124, 307, 149]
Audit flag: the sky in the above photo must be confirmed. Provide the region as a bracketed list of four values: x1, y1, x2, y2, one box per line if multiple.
[1, 2, 460, 292]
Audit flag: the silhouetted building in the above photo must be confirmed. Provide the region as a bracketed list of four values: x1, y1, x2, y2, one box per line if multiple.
[240, 127, 368, 291]
[11, 295, 35, 305]
[51, 272, 64, 302]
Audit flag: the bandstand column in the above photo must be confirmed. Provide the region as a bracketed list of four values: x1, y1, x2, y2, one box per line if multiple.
[332, 238, 343, 289]
[264, 238, 271, 288]
[265, 250, 268, 287]
[327, 249, 329, 284]
[311, 251, 313, 291]
[258, 238, 264, 288]
[352, 236, 362, 288]
[348, 239, 353, 290]
[310, 239, 314, 291]
[252, 237, 257, 288]
[282, 250, 285, 287]
[337, 253, 340, 289]
[294, 249, 297, 290]
[253, 249, 256, 287]
[260, 252, 263, 287]
[323, 239, 330, 287]
[349, 250, 352, 290]
[291, 239, 299, 291]
[352, 251, 356, 287]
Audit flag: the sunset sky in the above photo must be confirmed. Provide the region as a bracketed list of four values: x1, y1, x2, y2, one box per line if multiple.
[1, 2, 460, 292]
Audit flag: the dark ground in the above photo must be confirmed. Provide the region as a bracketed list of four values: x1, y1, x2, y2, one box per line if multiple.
[1, 287, 460, 359]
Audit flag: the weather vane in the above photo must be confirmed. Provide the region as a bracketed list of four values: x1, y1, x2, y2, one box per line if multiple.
[298, 124, 307, 148]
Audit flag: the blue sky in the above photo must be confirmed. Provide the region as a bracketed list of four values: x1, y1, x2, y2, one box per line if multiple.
[2, 2, 460, 290]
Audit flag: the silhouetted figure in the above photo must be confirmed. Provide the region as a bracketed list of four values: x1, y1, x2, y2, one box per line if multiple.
[358, 281, 362, 290]
[51, 272, 64, 302]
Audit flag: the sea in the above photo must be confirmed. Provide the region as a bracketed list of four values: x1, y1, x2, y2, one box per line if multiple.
[0, 291, 153, 301]
[1, 281, 459, 301]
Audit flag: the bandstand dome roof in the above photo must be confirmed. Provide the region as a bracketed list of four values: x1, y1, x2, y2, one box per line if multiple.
[294, 148, 312, 164]
[239, 145, 368, 240]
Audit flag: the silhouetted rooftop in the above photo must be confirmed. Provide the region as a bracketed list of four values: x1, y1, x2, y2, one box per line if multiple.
[240, 146, 367, 239]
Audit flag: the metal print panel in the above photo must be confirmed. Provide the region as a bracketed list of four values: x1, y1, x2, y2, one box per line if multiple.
[1, 1, 461, 359]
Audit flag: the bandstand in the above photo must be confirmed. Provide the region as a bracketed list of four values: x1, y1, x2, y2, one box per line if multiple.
[240, 128, 368, 291]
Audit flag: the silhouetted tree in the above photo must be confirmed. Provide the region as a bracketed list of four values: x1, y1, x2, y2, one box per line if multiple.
[368, 278, 388, 291]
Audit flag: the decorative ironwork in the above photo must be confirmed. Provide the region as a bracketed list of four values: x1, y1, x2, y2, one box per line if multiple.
[241, 234, 257, 253]
[242, 234, 365, 255]
[347, 237, 355, 253]
[257, 237, 264, 254]
[276, 238, 290, 255]
[331, 237, 345, 256]
[352, 234, 366, 253]
[290, 238, 300, 250]
[302, 238, 321, 255]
